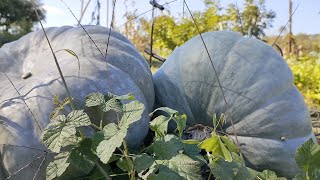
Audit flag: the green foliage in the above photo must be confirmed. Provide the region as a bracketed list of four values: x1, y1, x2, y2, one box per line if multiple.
[209, 158, 254, 180]
[135, 135, 202, 180]
[135, 0, 275, 57]
[198, 132, 238, 162]
[42, 110, 90, 153]
[294, 138, 320, 180]
[42, 92, 320, 180]
[287, 54, 320, 107]
[0, 0, 45, 46]
[150, 107, 187, 138]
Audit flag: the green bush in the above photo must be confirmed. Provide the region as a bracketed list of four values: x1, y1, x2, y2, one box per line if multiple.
[287, 53, 320, 108]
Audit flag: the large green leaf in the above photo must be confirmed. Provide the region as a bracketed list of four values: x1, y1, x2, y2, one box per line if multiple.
[151, 135, 184, 159]
[134, 153, 156, 173]
[209, 158, 253, 180]
[42, 110, 90, 153]
[42, 125, 76, 153]
[119, 100, 144, 127]
[46, 152, 71, 180]
[154, 154, 201, 180]
[69, 139, 97, 175]
[295, 138, 320, 179]
[96, 124, 127, 164]
[134, 154, 158, 179]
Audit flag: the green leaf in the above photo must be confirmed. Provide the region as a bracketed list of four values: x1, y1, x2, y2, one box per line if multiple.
[85, 93, 105, 107]
[198, 133, 232, 162]
[220, 136, 238, 153]
[69, 139, 97, 175]
[150, 115, 171, 137]
[174, 114, 187, 138]
[46, 152, 71, 180]
[119, 100, 144, 128]
[92, 131, 105, 152]
[116, 157, 133, 172]
[134, 153, 156, 173]
[42, 125, 76, 153]
[212, 113, 217, 128]
[103, 123, 119, 139]
[151, 135, 184, 159]
[295, 138, 320, 179]
[148, 171, 182, 180]
[150, 107, 178, 117]
[209, 158, 253, 180]
[53, 95, 61, 105]
[100, 98, 122, 113]
[183, 143, 205, 163]
[114, 93, 135, 101]
[55, 49, 81, 77]
[96, 124, 127, 163]
[255, 170, 286, 180]
[155, 154, 201, 180]
[66, 110, 91, 127]
[182, 139, 202, 145]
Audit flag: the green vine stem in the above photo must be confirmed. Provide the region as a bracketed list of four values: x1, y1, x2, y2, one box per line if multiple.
[123, 140, 135, 180]
[95, 160, 111, 180]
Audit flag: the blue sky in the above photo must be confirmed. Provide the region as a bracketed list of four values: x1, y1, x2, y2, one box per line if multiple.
[42, 0, 320, 36]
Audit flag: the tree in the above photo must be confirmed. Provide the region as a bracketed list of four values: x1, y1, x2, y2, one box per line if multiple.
[223, 0, 276, 38]
[0, 0, 45, 47]
[134, 0, 275, 58]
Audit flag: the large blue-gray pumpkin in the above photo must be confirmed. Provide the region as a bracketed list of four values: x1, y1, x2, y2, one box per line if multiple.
[153, 31, 315, 178]
[0, 26, 154, 179]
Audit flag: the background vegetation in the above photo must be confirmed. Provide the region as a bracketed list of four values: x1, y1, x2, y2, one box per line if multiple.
[120, 0, 320, 109]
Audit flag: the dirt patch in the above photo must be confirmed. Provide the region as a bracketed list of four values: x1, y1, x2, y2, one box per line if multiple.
[310, 109, 320, 143]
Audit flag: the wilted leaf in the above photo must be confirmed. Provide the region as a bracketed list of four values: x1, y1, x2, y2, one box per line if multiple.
[174, 114, 187, 138]
[150, 107, 178, 117]
[56, 49, 81, 77]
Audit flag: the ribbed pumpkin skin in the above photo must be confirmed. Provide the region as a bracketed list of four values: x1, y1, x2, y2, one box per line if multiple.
[0, 26, 154, 179]
[153, 31, 315, 177]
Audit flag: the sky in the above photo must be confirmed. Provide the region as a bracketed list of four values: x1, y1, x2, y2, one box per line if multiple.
[41, 0, 320, 36]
